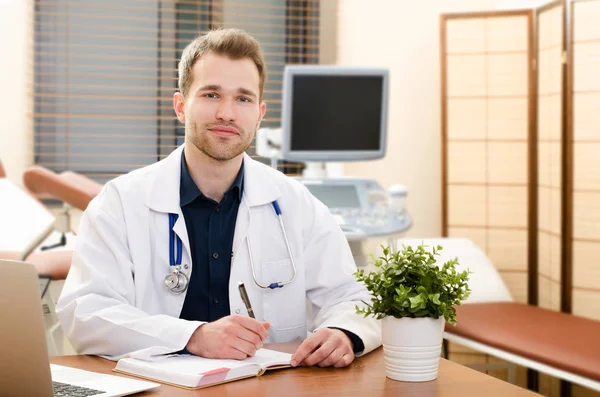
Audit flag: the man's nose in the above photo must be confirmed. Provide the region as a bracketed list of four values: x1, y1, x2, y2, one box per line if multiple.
[216, 98, 235, 121]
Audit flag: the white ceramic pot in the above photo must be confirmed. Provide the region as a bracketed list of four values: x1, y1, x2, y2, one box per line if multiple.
[381, 316, 445, 382]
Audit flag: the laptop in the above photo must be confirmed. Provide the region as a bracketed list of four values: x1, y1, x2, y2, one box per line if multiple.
[0, 260, 160, 396]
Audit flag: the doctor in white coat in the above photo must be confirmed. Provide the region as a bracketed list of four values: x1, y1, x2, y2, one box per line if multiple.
[56, 28, 381, 368]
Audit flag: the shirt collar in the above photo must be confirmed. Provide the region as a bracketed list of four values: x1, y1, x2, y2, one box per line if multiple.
[180, 151, 244, 207]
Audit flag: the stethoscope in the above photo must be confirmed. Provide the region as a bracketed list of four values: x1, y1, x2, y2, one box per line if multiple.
[164, 213, 187, 294]
[164, 200, 297, 294]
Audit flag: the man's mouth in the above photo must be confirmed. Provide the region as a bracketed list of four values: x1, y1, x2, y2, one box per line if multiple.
[208, 126, 239, 137]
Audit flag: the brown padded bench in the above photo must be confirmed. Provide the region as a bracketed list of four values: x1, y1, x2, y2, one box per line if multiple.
[444, 302, 600, 392]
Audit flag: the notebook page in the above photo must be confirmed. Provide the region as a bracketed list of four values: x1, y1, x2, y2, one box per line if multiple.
[127, 354, 252, 374]
[115, 355, 259, 388]
[245, 348, 292, 369]
[115, 348, 292, 387]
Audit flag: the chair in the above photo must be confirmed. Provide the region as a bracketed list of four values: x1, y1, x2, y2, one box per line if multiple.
[2, 166, 103, 356]
[22, 166, 103, 250]
[1, 165, 103, 279]
[23, 166, 103, 212]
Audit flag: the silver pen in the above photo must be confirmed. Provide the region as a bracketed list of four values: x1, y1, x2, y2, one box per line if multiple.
[238, 281, 255, 319]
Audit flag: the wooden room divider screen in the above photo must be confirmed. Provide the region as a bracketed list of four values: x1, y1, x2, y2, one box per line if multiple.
[570, 0, 600, 325]
[442, 1, 600, 396]
[536, 1, 563, 316]
[441, 10, 535, 306]
[536, 4, 564, 395]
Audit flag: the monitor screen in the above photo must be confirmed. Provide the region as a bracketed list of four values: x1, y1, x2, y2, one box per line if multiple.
[304, 184, 361, 209]
[281, 66, 388, 162]
[290, 75, 382, 152]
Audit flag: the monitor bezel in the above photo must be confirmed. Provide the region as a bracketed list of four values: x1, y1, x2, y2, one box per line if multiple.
[280, 65, 389, 162]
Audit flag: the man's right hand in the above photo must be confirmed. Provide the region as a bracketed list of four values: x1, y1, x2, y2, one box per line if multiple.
[185, 315, 270, 360]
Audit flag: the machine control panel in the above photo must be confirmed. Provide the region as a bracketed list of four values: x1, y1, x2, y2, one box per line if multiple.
[296, 177, 411, 238]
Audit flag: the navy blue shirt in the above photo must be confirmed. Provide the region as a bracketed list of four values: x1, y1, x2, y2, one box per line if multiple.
[178, 152, 243, 322]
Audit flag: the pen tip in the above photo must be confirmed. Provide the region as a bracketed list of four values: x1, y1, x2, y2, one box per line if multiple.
[238, 281, 244, 287]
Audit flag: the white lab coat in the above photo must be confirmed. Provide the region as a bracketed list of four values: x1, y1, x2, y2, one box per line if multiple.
[56, 145, 381, 360]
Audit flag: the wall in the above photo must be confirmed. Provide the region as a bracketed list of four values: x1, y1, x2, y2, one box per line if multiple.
[337, 0, 547, 239]
[0, 0, 33, 185]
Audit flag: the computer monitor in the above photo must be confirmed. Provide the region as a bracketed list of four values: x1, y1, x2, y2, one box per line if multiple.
[280, 65, 389, 162]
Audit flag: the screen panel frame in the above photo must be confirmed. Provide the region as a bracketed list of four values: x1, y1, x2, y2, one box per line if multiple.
[280, 65, 389, 162]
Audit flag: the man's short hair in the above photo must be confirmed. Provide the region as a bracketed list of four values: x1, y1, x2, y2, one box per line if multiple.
[178, 28, 266, 100]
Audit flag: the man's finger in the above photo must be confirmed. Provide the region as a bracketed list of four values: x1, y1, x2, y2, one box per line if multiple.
[232, 337, 258, 357]
[223, 346, 248, 361]
[235, 326, 263, 349]
[333, 353, 354, 368]
[232, 315, 269, 341]
[291, 332, 326, 367]
[317, 347, 344, 367]
[302, 341, 336, 367]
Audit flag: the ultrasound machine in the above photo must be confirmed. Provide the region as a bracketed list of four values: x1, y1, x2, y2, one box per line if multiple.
[256, 65, 412, 267]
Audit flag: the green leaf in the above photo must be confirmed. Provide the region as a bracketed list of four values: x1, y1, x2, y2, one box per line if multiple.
[354, 243, 471, 323]
[408, 295, 423, 309]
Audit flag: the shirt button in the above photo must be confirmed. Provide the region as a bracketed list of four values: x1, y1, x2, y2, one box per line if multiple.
[235, 309, 241, 314]
[213, 298, 219, 304]
[212, 252, 219, 259]
[215, 207, 220, 212]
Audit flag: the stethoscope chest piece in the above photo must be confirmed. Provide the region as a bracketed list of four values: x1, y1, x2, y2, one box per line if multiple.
[164, 266, 188, 294]
[166, 213, 187, 294]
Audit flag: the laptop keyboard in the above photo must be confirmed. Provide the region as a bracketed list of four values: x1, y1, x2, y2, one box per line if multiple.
[53, 381, 105, 396]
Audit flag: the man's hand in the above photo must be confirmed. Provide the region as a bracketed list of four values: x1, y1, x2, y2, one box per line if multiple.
[291, 328, 354, 368]
[186, 315, 270, 360]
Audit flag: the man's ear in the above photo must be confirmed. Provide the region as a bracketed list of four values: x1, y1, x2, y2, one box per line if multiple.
[173, 92, 186, 123]
[256, 101, 267, 130]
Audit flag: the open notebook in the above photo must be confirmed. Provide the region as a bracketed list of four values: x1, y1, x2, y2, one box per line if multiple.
[113, 348, 292, 389]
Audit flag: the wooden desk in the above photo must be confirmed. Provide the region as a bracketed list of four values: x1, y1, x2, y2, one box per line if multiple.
[51, 344, 540, 397]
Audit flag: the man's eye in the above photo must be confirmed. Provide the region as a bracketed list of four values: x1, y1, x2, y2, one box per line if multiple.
[238, 97, 251, 103]
[205, 93, 218, 98]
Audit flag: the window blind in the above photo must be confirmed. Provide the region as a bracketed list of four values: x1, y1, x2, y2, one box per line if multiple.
[33, 0, 321, 182]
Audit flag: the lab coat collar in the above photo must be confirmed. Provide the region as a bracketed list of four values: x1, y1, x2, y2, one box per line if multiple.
[145, 145, 281, 214]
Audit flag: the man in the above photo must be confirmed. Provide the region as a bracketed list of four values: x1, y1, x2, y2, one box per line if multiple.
[56, 28, 381, 368]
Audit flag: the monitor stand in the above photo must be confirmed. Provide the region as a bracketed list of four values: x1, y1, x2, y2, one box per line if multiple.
[301, 162, 328, 179]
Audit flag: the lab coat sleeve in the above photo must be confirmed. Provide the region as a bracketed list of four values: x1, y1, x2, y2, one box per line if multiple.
[56, 184, 203, 361]
[302, 192, 382, 356]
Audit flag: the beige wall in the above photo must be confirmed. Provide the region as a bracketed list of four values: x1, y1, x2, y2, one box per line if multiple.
[337, 0, 546, 238]
[0, 0, 33, 185]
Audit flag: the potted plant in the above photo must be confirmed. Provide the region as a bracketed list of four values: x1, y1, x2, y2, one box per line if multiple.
[355, 243, 470, 382]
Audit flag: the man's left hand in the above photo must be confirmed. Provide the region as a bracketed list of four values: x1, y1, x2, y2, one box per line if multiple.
[291, 328, 354, 368]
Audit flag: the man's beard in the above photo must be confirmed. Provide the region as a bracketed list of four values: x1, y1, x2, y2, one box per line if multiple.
[187, 121, 253, 162]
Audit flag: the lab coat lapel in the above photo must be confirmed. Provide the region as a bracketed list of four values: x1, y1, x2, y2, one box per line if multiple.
[145, 150, 283, 268]
[145, 145, 191, 261]
[232, 200, 251, 261]
[232, 153, 282, 256]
